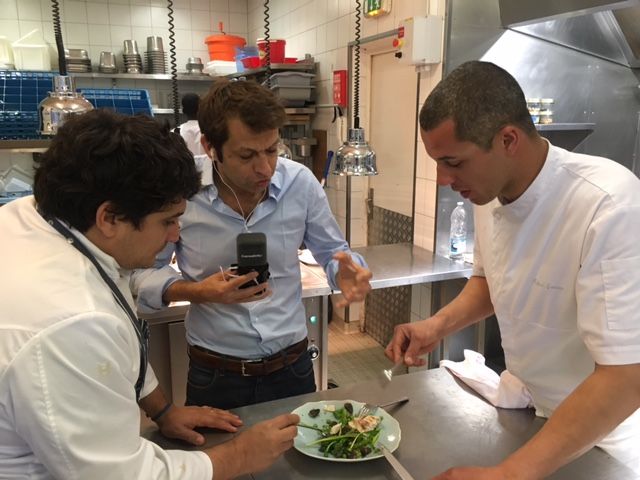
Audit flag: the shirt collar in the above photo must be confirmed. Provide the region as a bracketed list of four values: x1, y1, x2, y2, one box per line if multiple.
[203, 157, 286, 204]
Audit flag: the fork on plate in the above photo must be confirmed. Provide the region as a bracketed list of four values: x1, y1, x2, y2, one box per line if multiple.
[358, 396, 409, 417]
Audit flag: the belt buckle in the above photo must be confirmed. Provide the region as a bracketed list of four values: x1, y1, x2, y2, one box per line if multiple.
[240, 359, 261, 376]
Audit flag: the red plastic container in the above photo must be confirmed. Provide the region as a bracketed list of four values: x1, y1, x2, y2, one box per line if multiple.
[241, 56, 260, 69]
[257, 38, 286, 65]
[204, 34, 246, 61]
[284, 57, 297, 64]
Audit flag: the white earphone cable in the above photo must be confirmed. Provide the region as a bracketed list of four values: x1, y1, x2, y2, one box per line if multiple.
[211, 153, 275, 303]
[213, 158, 263, 232]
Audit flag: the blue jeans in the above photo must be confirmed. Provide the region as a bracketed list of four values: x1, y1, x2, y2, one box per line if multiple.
[185, 350, 317, 409]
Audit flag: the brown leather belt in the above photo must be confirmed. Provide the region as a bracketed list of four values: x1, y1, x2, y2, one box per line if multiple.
[188, 338, 308, 376]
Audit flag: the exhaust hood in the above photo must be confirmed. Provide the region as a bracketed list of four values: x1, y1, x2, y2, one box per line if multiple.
[499, 0, 640, 68]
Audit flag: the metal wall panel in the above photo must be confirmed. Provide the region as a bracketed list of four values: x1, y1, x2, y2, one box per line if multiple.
[364, 205, 413, 346]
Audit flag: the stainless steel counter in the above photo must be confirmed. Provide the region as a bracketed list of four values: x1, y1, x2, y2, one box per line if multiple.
[142, 244, 473, 402]
[141, 243, 472, 324]
[354, 243, 473, 289]
[301, 243, 474, 296]
[143, 367, 634, 479]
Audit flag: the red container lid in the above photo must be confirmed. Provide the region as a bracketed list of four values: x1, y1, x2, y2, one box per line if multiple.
[257, 38, 286, 44]
[204, 34, 246, 46]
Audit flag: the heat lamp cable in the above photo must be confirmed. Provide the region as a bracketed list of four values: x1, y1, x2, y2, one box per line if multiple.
[353, 0, 362, 129]
[51, 0, 67, 75]
[167, 0, 180, 129]
[263, 0, 271, 86]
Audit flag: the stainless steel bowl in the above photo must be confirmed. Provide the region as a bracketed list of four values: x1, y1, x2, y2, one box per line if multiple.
[146, 36, 164, 52]
[123, 40, 139, 55]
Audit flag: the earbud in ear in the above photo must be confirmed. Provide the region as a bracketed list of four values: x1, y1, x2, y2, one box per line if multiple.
[211, 148, 222, 163]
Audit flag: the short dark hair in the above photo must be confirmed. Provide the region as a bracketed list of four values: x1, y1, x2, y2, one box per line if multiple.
[419, 61, 537, 150]
[33, 109, 201, 232]
[181, 93, 200, 119]
[198, 78, 286, 161]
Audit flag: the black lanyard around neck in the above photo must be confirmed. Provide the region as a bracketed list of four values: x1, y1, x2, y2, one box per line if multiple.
[38, 210, 149, 402]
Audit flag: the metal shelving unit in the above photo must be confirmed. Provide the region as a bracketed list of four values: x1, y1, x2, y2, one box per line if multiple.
[226, 62, 315, 79]
[70, 72, 214, 81]
[535, 122, 595, 131]
[1, 62, 319, 150]
[0, 139, 50, 153]
[536, 123, 596, 151]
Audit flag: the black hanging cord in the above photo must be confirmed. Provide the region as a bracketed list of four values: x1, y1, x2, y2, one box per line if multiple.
[353, 0, 362, 129]
[263, 0, 271, 87]
[167, 0, 180, 130]
[51, 0, 67, 75]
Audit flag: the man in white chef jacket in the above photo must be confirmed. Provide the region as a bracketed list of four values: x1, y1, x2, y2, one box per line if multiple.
[176, 92, 206, 156]
[386, 61, 640, 478]
[0, 109, 298, 480]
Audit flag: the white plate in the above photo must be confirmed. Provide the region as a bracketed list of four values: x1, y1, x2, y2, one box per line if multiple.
[292, 399, 401, 462]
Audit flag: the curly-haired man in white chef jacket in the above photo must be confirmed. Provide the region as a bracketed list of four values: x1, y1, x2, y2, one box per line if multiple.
[0, 109, 298, 480]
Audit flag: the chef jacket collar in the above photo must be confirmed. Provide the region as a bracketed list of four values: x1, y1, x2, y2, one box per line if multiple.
[70, 224, 127, 281]
[492, 139, 554, 222]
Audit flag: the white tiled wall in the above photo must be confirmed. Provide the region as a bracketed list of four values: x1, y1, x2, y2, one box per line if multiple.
[0, 0, 248, 177]
[0, 0, 247, 72]
[2, 1, 444, 324]
[246, 0, 443, 253]
[245, 0, 445, 324]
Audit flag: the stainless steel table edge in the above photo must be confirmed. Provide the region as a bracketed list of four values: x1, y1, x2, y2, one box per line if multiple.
[142, 367, 635, 480]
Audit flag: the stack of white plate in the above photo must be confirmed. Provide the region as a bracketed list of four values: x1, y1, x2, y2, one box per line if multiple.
[65, 48, 92, 73]
[203, 60, 237, 77]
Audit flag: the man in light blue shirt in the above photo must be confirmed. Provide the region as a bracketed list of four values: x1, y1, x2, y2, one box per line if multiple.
[133, 78, 372, 409]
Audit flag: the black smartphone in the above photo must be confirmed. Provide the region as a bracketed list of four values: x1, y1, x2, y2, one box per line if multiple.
[236, 232, 270, 289]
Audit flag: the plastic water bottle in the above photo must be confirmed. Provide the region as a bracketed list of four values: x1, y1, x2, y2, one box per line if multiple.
[449, 201, 467, 259]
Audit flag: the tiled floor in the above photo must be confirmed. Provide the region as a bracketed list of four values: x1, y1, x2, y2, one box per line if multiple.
[327, 319, 403, 388]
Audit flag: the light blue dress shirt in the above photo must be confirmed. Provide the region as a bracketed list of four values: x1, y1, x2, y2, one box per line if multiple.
[133, 158, 366, 359]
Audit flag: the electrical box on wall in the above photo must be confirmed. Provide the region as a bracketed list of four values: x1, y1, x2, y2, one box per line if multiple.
[394, 16, 443, 68]
[333, 70, 347, 108]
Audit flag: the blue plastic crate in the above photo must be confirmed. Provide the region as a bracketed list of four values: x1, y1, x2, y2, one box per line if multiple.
[0, 71, 55, 139]
[79, 88, 153, 117]
[0, 111, 40, 139]
[0, 71, 154, 139]
[0, 70, 55, 112]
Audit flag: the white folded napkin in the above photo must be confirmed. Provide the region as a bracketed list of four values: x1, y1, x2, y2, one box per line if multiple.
[440, 349, 534, 409]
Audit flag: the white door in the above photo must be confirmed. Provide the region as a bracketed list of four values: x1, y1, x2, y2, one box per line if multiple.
[368, 50, 417, 219]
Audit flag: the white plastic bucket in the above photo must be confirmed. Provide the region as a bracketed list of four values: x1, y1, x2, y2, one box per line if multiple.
[12, 29, 51, 71]
[12, 44, 51, 70]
